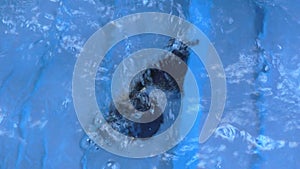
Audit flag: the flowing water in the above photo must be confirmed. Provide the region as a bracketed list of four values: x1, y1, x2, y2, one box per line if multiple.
[0, 0, 299, 169]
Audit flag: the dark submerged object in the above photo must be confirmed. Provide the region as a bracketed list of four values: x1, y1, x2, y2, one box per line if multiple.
[106, 39, 191, 138]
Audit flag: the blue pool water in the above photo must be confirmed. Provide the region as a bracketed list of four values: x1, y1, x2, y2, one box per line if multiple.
[0, 0, 299, 169]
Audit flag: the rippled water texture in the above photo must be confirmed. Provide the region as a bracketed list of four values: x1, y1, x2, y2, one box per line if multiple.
[0, 0, 299, 169]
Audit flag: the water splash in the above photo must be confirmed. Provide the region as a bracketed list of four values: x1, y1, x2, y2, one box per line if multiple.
[215, 123, 296, 153]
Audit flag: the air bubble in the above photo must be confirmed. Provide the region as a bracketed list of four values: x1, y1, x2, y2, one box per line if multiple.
[262, 64, 270, 72]
[102, 160, 120, 169]
[80, 136, 100, 152]
[228, 17, 234, 24]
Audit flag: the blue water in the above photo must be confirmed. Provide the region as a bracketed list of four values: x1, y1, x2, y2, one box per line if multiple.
[0, 0, 299, 169]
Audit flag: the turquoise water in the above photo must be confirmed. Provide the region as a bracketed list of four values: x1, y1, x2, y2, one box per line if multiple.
[0, 0, 299, 169]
